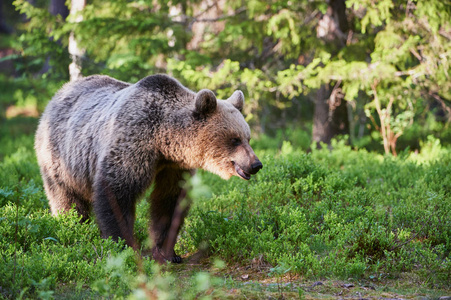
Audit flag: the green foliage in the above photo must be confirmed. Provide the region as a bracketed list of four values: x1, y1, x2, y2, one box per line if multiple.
[1, 117, 451, 298]
[0, 75, 63, 120]
[2, 0, 451, 297]
[275, 0, 451, 152]
[9, 0, 451, 149]
[12, 0, 71, 78]
[181, 138, 451, 283]
[348, 0, 394, 34]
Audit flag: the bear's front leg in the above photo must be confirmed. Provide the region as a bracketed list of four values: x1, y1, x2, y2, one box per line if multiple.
[150, 168, 191, 263]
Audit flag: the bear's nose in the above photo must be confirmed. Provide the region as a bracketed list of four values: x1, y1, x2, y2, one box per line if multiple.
[250, 161, 263, 174]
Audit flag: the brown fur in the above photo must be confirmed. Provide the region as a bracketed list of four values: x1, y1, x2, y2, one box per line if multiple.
[35, 74, 262, 263]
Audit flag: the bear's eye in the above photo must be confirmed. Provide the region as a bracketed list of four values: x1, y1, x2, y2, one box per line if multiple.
[231, 138, 242, 146]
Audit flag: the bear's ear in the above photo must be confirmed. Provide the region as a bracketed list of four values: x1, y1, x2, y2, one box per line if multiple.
[195, 89, 217, 116]
[227, 90, 244, 112]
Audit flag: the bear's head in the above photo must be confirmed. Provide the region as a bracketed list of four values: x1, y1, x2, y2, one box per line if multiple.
[193, 89, 263, 180]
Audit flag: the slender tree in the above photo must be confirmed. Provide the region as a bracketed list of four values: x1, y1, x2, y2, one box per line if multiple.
[68, 0, 85, 81]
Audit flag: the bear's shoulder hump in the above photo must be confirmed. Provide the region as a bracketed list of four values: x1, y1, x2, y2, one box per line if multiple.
[135, 74, 187, 93]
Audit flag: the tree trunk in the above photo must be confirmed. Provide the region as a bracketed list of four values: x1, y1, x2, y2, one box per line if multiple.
[49, 0, 69, 19]
[312, 0, 349, 146]
[68, 0, 85, 81]
[312, 83, 349, 145]
[0, 0, 13, 34]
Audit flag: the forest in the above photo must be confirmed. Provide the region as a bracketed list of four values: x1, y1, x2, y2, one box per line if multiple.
[0, 0, 450, 299]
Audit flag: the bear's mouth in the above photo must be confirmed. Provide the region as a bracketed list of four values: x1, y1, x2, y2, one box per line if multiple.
[232, 162, 251, 180]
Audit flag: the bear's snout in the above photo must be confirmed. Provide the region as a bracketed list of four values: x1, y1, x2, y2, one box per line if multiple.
[233, 158, 263, 180]
[249, 160, 263, 174]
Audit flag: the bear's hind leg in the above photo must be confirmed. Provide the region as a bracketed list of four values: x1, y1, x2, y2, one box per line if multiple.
[150, 168, 191, 264]
[67, 189, 92, 223]
[42, 172, 91, 222]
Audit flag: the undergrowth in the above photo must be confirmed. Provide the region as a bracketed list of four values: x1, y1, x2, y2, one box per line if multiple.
[1, 118, 450, 299]
[184, 139, 451, 283]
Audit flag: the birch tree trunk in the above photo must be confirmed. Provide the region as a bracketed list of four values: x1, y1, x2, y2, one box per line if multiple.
[68, 0, 85, 81]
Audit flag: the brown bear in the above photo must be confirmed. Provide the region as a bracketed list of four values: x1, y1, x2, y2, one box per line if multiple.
[35, 74, 262, 263]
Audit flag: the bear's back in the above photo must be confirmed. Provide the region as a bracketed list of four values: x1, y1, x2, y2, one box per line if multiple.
[41, 75, 130, 124]
[135, 74, 195, 109]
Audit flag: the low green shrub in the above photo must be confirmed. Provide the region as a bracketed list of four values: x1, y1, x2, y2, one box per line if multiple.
[1, 122, 450, 298]
[180, 139, 451, 285]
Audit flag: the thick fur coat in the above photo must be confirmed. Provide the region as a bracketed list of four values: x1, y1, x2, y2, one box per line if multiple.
[35, 74, 262, 263]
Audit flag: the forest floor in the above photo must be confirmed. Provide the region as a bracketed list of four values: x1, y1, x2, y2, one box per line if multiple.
[166, 255, 451, 299]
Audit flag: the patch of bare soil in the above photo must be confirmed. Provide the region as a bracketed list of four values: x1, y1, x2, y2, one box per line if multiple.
[167, 252, 451, 299]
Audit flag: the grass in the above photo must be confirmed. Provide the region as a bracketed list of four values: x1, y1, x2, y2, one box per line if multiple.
[0, 116, 450, 299]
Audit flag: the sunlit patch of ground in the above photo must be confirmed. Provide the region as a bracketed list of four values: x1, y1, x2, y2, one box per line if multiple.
[164, 253, 451, 299]
[6, 105, 39, 118]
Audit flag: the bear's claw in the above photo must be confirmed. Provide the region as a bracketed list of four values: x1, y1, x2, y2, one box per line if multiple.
[170, 255, 182, 263]
[152, 247, 183, 264]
